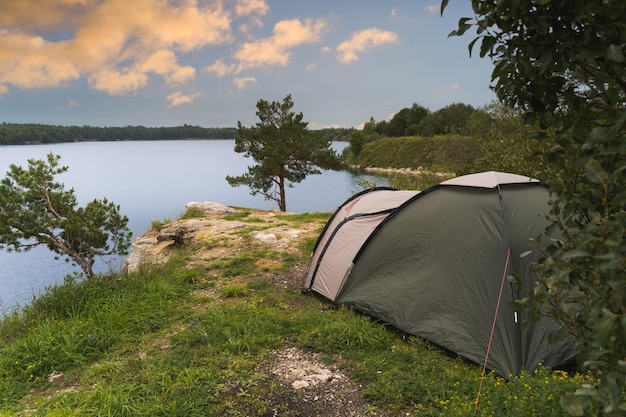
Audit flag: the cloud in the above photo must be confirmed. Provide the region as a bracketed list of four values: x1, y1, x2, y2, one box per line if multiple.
[233, 18, 327, 72]
[336, 28, 398, 63]
[436, 82, 461, 93]
[305, 62, 318, 72]
[0, 30, 81, 89]
[235, 0, 269, 17]
[67, 99, 78, 108]
[204, 59, 237, 77]
[1, 0, 89, 31]
[424, 4, 440, 13]
[236, 1, 268, 35]
[233, 77, 257, 90]
[166, 90, 202, 108]
[0, 0, 234, 94]
[139, 49, 196, 85]
[89, 67, 149, 95]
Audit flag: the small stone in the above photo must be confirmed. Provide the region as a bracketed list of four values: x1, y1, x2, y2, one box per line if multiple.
[48, 371, 64, 387]
[292, 380, 309, 389]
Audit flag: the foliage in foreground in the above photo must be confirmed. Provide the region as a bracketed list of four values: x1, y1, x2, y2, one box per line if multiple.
[0, 210, 594, 416]
[445, 0, 626, 414]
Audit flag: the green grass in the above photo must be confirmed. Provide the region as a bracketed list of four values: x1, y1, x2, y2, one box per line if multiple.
[0, 210, 593, 416]
[150, 217, 172, 229]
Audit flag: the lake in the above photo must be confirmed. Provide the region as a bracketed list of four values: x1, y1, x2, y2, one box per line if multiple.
[0, 139, 386, 312]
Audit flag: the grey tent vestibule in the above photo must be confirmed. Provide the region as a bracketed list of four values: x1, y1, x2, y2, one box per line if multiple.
[303, 171, 578, 377]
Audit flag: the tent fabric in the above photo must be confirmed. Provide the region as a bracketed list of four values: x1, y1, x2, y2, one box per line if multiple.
[303, 187, 420, 301]
[303, 171, 578, 377]
[440, 171, 539, 188]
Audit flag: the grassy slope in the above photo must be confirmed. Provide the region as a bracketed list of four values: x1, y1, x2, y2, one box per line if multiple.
[348, 135, 476, 174]
[0, 209, 590, 417]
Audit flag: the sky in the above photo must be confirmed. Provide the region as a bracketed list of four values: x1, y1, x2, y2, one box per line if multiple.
[0, 0, 497, 129]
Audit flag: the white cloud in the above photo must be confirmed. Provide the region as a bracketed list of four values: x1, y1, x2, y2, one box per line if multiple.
[235, 0, 269, 17]
[233, 76, 257, 90]
[425, 4, 440, 13]
[305, 62, 318, 72]
[233, 18, 327, 72]
[166, 91, 202, 108]
[336, 28, 398, 64]
[67, 99, 78, 108]
[204, 59, 237, 77]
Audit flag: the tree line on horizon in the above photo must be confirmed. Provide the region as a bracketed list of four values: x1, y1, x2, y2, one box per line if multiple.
[0, 121, 359, 146]
[0, 101, 484, 147]
[0, 123, 238, 145]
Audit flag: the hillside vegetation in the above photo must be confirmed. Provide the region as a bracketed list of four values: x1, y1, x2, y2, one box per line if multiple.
[0, 208, 591, 417]
[344, 103, 545, 190]
[346, 135, 475, 175]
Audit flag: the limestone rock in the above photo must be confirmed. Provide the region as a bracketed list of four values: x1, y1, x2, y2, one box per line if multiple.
[125, 217, 248, 273]
[249, 226, 302, 248]
[184, 201, 238, 217]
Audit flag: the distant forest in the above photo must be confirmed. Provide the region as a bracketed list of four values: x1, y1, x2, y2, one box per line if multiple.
[0, 123, 353, 146]
[0, 123, 239, 145]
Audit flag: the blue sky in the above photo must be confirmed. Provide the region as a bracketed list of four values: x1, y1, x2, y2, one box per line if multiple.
[0, 0, 496, 129]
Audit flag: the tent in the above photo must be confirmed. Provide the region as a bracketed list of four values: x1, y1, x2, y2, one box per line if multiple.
[303, 171, 578, 377]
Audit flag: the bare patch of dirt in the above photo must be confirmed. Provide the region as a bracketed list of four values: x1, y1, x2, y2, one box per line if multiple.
[258, 347, 390, 417]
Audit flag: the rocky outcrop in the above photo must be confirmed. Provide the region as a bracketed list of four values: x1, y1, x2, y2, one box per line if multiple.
[124, 202, 314, 274]
[125, 202, 246, 273]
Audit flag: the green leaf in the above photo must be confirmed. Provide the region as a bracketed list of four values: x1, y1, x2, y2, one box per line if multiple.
[561, 249, 589, 259]
[449, 17, 473, 37]
[592, 315, 615, 347]
[467, 37, 479, 57]
[440, 0, 449, 16]
[479, 36, 497, 58]
[584, 158, 607, 185]
[605, 231, 622, 247]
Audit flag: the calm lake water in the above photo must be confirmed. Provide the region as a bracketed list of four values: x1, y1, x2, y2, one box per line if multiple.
[0, 139, 386, 312]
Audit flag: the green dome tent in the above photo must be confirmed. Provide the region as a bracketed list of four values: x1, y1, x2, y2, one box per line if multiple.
[303, 171, 578, 377]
